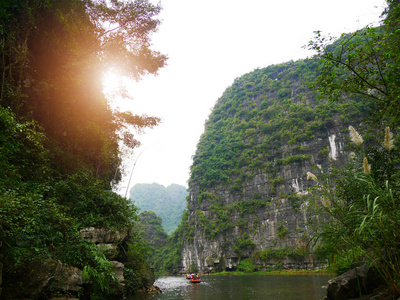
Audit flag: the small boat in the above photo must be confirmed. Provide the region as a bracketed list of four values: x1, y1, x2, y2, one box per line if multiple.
[190, 279, 201, 283]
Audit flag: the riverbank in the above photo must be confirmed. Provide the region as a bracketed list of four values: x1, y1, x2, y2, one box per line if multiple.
[210, 269, 332, 276]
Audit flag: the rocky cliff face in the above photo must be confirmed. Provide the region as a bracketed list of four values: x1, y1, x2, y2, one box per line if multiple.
[180, 59, 371, 273]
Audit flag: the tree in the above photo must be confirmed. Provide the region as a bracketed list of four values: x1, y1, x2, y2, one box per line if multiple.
[0, 0, 167, 297]
[0, 0, 166, 182]
[382, 0, 400, 123]
[307, 1, 400, 126]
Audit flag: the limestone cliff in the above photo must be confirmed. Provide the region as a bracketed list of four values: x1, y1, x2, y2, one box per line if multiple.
[180, 59, 372, 273]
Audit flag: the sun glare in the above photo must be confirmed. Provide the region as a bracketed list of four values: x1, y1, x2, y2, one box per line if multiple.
[102, 69, 131, 112]
[102, 68, 153, 114]
[102, 69, 122, 94]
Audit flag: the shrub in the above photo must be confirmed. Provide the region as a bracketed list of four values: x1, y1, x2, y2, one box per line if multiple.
[308, 126, 400, 295]
[277, 223, 288, 239]
[236, 258, 257, 273]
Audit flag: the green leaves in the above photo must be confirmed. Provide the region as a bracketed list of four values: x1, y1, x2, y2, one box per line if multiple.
[309, 126, 400, 294]
[1, 0, 167, 183]
[54, 171, 138, 230]
[308, 16, 400, 126]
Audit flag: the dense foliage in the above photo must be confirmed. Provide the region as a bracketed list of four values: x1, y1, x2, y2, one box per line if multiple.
[0, 0, 165, 298]
[130, 183, 188, 234]
[308, 126, 400, 294]
[137, 211, 169, 274]
[139, 211, 169, 247]
[306, 1, 400, 296]
[189, 59, 371, 192]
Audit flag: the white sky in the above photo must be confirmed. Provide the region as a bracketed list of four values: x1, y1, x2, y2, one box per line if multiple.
[109, 0, 387, 196]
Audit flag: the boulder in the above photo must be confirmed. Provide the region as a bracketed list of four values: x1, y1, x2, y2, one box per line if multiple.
[50, 260, 86, 293]
[326, 264, 384, 300]
[49, 298, 79, 300]
[3, 259, 85, 299]
[147, 285, 162, 294]
[79, 227, 128, 244]
[1, 258, 57, 299]
[97, 243, 119, 260]
[111, 261, 125, 283]
[2, 226, 132, 299]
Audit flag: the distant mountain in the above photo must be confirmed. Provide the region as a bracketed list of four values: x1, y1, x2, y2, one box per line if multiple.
[130, 183, 188, 234]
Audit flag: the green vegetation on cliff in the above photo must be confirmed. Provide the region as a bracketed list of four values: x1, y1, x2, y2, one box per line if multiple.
[0, 0, 165, 298]
[189, 59, 371, 192]
[138, 211, 178, 275]
[139, 211, 169, 252]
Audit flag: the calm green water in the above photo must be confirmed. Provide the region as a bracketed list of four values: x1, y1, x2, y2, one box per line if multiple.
[128, 274, 331, 300]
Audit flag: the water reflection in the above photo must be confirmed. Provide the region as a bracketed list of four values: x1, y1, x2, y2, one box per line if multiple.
[128, 274, 331, 300]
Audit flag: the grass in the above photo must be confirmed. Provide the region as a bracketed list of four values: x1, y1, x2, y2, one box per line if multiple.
[210, 270, 331, 276]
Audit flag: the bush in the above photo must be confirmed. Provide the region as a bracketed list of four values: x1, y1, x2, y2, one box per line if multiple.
[236, 259, 257, 273]
[259, 248, 291, 263]
[308, 126, 400, 295]
[277, 224, 288, 239]
[331, 248, 364, 275]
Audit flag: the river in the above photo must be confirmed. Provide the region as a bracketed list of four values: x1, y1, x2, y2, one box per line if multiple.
[128, 274, 331, 300]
